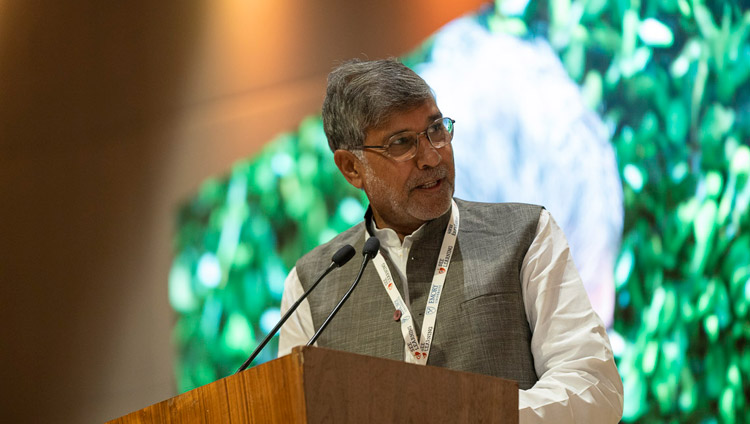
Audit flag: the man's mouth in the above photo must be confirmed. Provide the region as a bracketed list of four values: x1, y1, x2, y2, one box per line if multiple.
[410, 168, 448, 191]
[415, 179, 441, 190]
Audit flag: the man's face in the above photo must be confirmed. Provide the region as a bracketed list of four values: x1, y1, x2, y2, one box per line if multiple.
[358, 99, 455, 236]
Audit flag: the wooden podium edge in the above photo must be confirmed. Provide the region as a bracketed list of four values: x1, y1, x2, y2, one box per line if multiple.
[107, 351, 308, 423]
[298, 346, 519, 423]
[108, 347, 519, 423]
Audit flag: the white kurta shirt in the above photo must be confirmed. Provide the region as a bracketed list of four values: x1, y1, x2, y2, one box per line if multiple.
[278, 209, 623, 423]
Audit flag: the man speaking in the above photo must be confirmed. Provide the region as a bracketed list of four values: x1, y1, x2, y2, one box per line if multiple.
[278, 58, 624, 422]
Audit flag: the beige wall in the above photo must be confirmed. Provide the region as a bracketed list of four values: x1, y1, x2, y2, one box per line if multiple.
[0, 1, 485, 422]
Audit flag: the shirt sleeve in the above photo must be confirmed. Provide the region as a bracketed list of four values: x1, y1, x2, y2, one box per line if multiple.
[277, 266, 316, 357]
[518, 209, 624, 423]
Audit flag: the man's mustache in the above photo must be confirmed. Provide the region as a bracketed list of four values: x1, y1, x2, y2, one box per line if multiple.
[407, 167, 449, 190]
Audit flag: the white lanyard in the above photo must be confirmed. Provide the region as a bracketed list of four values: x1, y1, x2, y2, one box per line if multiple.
[371, 200, 459, 365]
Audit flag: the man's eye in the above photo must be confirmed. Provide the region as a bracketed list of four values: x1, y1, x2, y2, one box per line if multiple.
[390, 137, 412, 146]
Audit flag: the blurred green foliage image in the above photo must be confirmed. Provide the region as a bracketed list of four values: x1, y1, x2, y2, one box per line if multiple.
[170, 117, 367, 387]
[170, 0, 750, 422]
[501, 0, 750, 422]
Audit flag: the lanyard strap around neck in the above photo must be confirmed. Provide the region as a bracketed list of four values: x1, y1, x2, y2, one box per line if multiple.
[371, 200, 459, 365]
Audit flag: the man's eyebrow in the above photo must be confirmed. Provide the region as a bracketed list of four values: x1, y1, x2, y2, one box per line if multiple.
[386, 113, 445, 138]
[427, 112, 443, 122]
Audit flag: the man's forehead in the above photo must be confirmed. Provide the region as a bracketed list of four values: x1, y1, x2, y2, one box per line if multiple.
[369, 100, 441, 133]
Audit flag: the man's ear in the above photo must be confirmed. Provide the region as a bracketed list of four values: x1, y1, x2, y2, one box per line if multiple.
[334, 150, 365, 190]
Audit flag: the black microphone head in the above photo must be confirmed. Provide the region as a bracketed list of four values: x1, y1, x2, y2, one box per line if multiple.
[362, 237, 380, 259]
[331, 244, 355, 266]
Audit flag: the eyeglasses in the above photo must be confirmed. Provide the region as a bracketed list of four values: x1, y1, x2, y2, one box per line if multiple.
[356, 117, 455, 162]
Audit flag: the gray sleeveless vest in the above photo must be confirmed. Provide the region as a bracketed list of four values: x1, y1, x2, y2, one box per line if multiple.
[296, 199, 541, 389]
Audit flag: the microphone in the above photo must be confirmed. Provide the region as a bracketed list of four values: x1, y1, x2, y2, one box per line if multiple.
[307, 237, 380, 346]
[235, 244, 356, 373]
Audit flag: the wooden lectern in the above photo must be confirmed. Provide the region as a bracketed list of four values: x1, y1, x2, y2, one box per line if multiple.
[109, 346, 518, 423]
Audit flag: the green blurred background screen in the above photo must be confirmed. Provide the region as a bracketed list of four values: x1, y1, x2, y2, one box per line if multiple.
[169, 1, 750, 422]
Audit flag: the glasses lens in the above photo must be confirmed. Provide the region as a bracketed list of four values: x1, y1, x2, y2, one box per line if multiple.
[426, 118, 454, 148]
[387, 135, 418, 159]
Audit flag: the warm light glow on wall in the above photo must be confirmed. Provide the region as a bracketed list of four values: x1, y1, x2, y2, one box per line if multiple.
[181, 0, 488, 108]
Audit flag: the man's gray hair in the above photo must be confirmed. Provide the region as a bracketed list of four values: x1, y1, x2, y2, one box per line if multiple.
[322, 58, 435, 152]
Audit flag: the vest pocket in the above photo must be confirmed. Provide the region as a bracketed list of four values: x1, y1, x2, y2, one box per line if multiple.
[459, 292, 528, 338]
[457, 292, 537, 388]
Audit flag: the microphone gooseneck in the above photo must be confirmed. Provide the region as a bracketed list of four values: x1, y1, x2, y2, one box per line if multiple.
[307, 237, 380, 346]
[235, 244, 356, 373]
